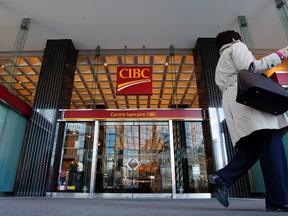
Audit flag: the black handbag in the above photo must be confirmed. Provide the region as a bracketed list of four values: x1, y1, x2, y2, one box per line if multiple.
[236, 63, 288, 115]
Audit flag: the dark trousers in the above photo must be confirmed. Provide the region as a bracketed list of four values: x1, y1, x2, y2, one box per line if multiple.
[217, 129, 288, 205]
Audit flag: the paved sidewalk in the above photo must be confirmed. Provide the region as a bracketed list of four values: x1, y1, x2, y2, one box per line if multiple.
[0, 197, 284, 216]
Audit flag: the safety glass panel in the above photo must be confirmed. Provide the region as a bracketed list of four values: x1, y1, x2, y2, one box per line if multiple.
[95, 121, 172, 193]
[57, 122, 94, 192]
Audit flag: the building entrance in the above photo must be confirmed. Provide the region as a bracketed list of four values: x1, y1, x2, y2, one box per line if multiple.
[53, 109, 211, 198]
[95, 121, 172, 197]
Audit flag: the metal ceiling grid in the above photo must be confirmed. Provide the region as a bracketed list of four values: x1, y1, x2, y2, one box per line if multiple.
[0, 49, 205, 110]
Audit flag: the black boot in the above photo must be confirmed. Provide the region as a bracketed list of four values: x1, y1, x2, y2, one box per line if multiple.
[209, 174, 229, 208]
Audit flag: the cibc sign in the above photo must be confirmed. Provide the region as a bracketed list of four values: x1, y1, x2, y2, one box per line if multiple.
[116, 66, 152, 95]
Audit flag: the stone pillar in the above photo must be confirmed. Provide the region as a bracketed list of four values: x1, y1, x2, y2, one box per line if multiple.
[15, 40, 78, 196]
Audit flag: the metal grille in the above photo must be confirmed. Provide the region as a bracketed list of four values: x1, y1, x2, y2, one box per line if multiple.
[15, 40, 78, 196]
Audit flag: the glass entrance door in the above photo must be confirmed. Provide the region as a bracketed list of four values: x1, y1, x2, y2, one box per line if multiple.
[95, 121, 172, 196]
[57, 122, 94, 193]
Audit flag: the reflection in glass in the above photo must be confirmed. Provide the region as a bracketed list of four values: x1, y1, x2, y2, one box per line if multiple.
[95, 121, 171, 193]
[173, 121, 209, 193]
[57, 122, 94, 192]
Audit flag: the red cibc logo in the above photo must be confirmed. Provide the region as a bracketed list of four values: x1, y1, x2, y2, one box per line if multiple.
[116, 66, 152, 95]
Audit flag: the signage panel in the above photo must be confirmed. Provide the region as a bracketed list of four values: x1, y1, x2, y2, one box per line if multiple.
[116, 66, 152, 95]
[62, 109, 204, 121]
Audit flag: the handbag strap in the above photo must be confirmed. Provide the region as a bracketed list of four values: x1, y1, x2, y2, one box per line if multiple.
[249, 62, 256, 73]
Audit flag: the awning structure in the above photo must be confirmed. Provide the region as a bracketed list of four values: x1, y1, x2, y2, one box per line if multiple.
[0, 49, 207, 109]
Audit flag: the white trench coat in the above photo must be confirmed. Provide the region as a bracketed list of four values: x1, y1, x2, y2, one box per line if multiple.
[215, 41, 288, 146]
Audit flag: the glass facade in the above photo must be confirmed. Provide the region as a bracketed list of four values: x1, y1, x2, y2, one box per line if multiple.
[0, 102, 28, 192]
[57, 122, 94, 192]
[53, 119, 212, 198]
[96, 121, 171, 194]
[173, 121, 212, 194]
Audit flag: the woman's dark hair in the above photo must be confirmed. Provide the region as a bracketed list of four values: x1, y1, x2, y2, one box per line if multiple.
[215, 30, 242, 51]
